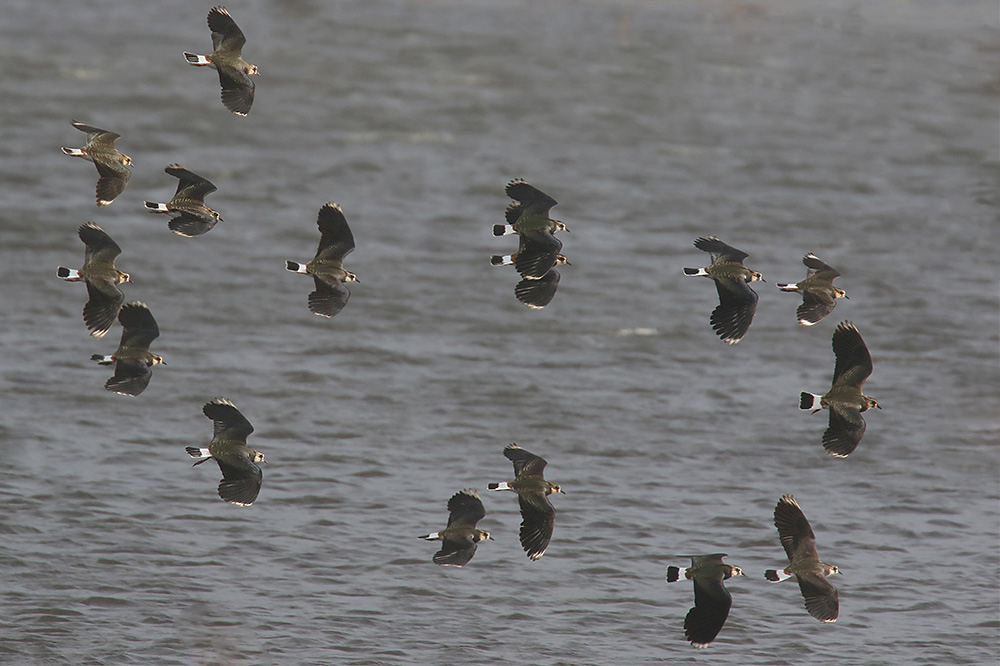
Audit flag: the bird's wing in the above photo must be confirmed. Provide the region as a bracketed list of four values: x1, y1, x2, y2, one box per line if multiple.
[831, 321, 873, 388]
[315, 202, 356, 259]
[796, 572, 839, 622]
[203, 398, 255, 440]
[823, 405, 866, 457]
[308, 278, 351, 318]
[208, 6, 247, 53]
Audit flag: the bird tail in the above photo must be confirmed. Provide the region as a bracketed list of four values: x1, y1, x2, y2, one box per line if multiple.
[417, 532, 441, 541]
[60, 147, 86, 157]
[285, 261, 308, 274]
[90, 354, 114, 365]
[490, 255, 513, 267]
[184, 52, 212, 66]
[765, 569, 792, 582]
[776, 282, 799, 291]
[57, 267, 81, 280]
[666, 566, 685, 582]
[493, 224, 516, 237]
[487, 481, 511, 491]
[800, 392, 824, 411]
[683, 267, 709, 277]
[144, 201, 169, 213]
[185, 447, 211, 465]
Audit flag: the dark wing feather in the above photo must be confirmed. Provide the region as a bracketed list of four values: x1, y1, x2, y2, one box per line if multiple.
[79, 222, 122, 264]
[505, 179, 557, 209]
[83, 280, 124, 338]
[433, 535, 477, 567]
[797, 573, 839, 622]
[831, 321, 873, 389]
[446, 490, 485, 528]
[168, 213, 218, 238]
[104, 360, 152, 396]
[710, 278, 758, 344]
[208, 6, 247, 53]
[166, 165, 217, 201]
[214, 455, 262, 506]
[514, 270, 560, 309]
[308, 277, 350, 318]
[315, 203, 356, 260]
[93, 160, 130, 205]
[803, 253, 840, 280]
[517, 493, 555, 560]
[685, 577, 733, 647]
[217, 66, 255, 116]
[694, 236, 749, 264]
[73, 122, 120, 144]
[823, 405, 866, 457]
[797, 290, 837, 326]
[774, 495, 817, 562]
[514, 232, 562, 279]
[117, 302, 159, 349]
[203, 398, 254, 440]
[503, 444, 548, 478]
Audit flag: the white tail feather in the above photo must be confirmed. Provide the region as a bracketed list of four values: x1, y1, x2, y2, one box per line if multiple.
[61, 147, 86, 157]
[285, 261, 308, 274]
[184, 52, 212, 66]
[57, 267, 81, 280]
[418, 532, 441, 540]
[776, 282, 799, 291]
[144, 201, 169, 212]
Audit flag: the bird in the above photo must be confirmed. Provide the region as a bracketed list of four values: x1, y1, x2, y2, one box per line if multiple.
[285, 202, 358, 318]
[683, 236, 764, 344]
[418, 488, 493, 566]
[765, 494, 840, 623]
[514, 270, 562, 309]
[487, 443, 563, 560]
[666, 554, 744, 648]
[800, 321, 880, 457]
[184, 6, 258, 116]
[493, 179, 568, 237]
[186, 398, 265, 506]
[56, 222, 131, 338]
[90, 301, 165, 396]
[776, 253, 848, 326]
[491, 233, 569, 280]
[60, 121, 132, 206]
[144, 164, 221, 237]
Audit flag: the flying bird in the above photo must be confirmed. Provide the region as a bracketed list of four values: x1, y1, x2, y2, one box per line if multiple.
[144, 164, 221, 237]
[91, 301, 165, 396]
[666, 554, 744, 648]
[186, 398, 265, 506]
[488, 443, 563, 560]
[184, 6, 259, 116]
[765, 495, 840, 623]
[56, 222, 131, 338]
[285, 202, 358, 318]
[800, 321, 880, 457]
[60, 121, 132, 206]
[418, 489, 493, 566]
[683, 236, 764, 344]
[776, 253, 848, 326]
[493, 179, 568, 237]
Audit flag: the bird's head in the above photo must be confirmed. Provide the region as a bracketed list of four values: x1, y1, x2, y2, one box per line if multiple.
[554, 255, 571, 267]
[553, 219, 569, 232]
[117, 270, 132, 284]
[251, 450, 267, 464]
[730, 566, 744, 577]
[121, 154, 134, 167]
[245, 63, 259, 76]
[548, 483, 565, 495]
[344, 271, 360, 283]
[149, 354, 166, 367]
[866, 397, 881, 410]
[749, 270, 765, 283]
[476, 530, 493, 542]
[834, 288, 848, 299]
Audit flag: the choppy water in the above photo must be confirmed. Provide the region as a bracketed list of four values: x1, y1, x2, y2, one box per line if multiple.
[1, 1, 998, 664]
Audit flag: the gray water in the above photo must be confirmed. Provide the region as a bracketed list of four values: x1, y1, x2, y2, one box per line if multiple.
[1, 1, 998, 664]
